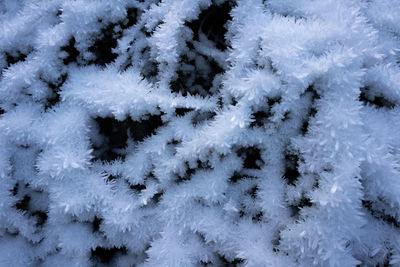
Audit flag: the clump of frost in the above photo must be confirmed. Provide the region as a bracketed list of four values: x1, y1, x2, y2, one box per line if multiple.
[1, 0, 400, 266]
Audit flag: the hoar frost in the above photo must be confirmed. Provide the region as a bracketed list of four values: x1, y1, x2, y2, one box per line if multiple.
[1, 0, 400, 266]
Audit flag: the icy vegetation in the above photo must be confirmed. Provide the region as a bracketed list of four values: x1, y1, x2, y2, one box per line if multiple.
[1, 0, 400, 266]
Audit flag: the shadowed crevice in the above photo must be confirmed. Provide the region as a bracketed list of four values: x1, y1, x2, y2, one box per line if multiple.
[186, 1, 233, 51]
[290, 197, 312, 219]
[237, 146, 264, 170]
[60, 38, 80, 65]
[359, 86, 396, 109]
[88, 23, 121, 66]
[5, 50, 29, 67]
[91, 246, 127, 264]
[283, 153, 300, 185]
[92, 114, 164, 161]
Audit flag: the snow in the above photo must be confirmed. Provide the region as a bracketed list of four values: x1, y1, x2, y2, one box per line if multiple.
[1, 0, 400, 266]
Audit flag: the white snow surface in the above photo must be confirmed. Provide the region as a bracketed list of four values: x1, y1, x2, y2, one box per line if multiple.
[1, 0, 400, 266]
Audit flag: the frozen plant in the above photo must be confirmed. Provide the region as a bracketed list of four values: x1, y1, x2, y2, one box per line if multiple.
[1, 0, 400, 266]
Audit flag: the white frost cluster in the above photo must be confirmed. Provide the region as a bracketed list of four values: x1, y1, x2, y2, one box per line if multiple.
[1, 0, 400, 266]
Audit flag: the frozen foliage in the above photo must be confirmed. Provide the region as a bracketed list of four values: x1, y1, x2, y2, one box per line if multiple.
[1, 0, 400, 266]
